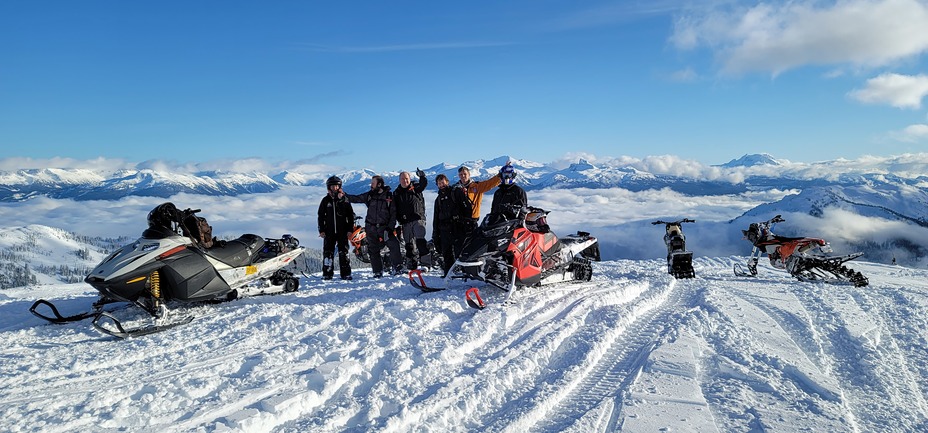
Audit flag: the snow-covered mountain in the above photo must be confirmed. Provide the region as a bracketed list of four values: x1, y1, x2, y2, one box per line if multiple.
[3, 153, 928, 267]
[0, 225, 129, 289]
[0, 168, 279, 201]
[1, 258, 926, 432]
[4, 153, 928, 202]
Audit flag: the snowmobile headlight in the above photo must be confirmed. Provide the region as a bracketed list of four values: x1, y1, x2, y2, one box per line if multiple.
[820, 244, 833, 254]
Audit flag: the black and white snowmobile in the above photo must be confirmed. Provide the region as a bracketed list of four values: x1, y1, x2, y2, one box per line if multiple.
[651, 218, 695, 278]
[30, 203, 305, 338]
[408, 206, 600, 309]
[733, 215, 868, 287]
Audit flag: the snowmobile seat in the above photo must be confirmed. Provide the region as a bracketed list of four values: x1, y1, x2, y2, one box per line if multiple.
[771, 234, 809, 243]
[205, 234, 265, 267]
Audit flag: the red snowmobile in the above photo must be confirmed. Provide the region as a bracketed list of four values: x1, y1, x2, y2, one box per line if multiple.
[348, 215, 440, 269]
[409, 206, 600, 309]
[733, 215, 868, 286]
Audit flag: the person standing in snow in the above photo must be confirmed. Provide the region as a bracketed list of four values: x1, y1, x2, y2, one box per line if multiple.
[453, 165, 501, 248]
[489, 163, 527, 221]
[346, 175, 403, 278]
[394, 168, 431, 270]
[317, 176, 355, 280]
[432, 173, 470, 276]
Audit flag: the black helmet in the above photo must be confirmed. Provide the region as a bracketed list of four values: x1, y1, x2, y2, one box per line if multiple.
[326, 176, 342, 188]
[148, 202, 179, 229]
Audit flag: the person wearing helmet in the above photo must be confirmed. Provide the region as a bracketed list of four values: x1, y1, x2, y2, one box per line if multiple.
[490, 163, 527, 220]
[317, 176, 355, 280]
[346, 175, 403, 278]
[394, 168, 430, 270]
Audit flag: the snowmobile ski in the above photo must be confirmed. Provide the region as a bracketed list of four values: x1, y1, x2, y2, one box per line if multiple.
[91, 310, 195, 339]
[408, 269, 445, 292]
[465, 287, 486, 310]
[30, 299, 101, 324]
[29, 297, 122, 324]
[733, 257, 759, 277]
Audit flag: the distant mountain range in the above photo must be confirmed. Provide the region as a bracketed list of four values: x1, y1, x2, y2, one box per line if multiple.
[3, 154, 928, 208]
[3, 153, 928, 284]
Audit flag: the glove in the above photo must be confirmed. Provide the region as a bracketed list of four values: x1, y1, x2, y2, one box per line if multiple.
[416, 167, 425, 178]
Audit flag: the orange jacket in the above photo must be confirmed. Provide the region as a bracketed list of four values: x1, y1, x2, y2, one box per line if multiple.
[457, 173, 501, 220]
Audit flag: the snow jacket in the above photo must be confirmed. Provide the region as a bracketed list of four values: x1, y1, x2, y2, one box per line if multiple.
[490, 183, 527, 220]
[346, 186, 397, 230]
[455, 173, 501, 221]
[317, 193, 355, 235]
[433, 185, 470, 231]
[394, 172, 428, 224]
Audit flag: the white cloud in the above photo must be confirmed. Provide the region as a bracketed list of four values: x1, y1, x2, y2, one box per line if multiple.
[669, 67, 699, 82]
[0, 157, 135, 172]
[671, 0, 928, 76]
[889, 124, 928, 142]
[849, 73, 928, 109]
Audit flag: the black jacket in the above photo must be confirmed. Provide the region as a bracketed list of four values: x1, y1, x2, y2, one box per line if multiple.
[347, 186, 397, 229]
[490, 183, 527, 219]
[433, 185, 470, 231]
[317, 193, 355, 235]
[394, 172, 428, 224]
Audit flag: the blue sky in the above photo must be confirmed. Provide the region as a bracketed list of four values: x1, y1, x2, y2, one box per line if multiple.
[2, 0, 928, 171]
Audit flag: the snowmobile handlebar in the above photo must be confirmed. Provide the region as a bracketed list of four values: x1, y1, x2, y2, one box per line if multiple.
[651, 218, 695, 225]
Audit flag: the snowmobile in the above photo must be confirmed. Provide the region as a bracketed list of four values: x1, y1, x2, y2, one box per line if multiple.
[29, 203, 305, 338]
[349, 216, 372, 263]
[349, 215, 442, 271]
[651, 218, 695, 278]
[733, 215, 868, 287]
[408, 206, 601, 309]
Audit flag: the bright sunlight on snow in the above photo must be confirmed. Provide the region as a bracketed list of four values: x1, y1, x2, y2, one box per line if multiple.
[1, 257, 926, 432]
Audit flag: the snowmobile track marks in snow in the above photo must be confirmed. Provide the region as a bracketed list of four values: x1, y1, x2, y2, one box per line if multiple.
[513, 277, 689, 433]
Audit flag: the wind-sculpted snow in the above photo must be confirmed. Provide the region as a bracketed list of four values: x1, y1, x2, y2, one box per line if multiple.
[1, 258, 927, 432]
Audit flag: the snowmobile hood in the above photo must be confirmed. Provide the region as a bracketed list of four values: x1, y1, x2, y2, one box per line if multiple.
[87, 235, 189, 282]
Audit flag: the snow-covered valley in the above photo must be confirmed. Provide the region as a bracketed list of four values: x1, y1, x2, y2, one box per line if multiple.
[1, 257, 925, 432]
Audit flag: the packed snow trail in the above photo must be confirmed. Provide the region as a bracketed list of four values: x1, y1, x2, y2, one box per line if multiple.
[1, 258, 928, 432]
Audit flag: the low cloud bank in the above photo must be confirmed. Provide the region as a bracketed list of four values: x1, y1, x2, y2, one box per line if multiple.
[3, 184, 926, 266]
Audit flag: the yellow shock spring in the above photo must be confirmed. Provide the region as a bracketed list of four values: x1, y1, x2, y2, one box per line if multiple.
[150, 270, 161, 299]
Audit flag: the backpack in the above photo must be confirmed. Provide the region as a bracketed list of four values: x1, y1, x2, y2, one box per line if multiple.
[182, 215, 215, 248]
[455, 184, 474, 220]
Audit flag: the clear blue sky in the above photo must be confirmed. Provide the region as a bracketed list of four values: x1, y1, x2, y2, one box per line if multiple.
[2, 1, 928, 170]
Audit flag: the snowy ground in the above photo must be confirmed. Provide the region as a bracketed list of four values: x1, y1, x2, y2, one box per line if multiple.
[1, 257, 927, 432]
